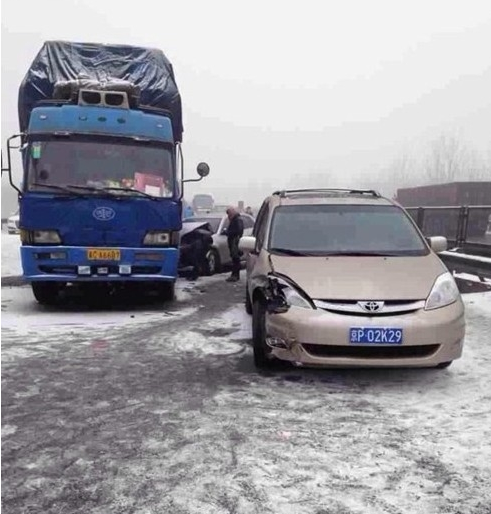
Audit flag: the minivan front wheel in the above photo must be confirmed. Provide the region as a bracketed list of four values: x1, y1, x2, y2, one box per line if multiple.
[252, 298, 274, 368]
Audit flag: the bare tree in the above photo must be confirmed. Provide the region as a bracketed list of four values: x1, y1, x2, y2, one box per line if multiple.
[424, 133, 480, 183]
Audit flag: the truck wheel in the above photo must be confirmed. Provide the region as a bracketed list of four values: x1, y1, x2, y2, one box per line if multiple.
[252, 298, 274, 369]
[157, 282, 175, 302]
[205, 249, 220, 276]
[32, 282, 59, 305]
[245, 284, 252, 315]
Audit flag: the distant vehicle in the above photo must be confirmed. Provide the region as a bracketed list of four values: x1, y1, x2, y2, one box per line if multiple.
[240, 188, 464, 370]
[192, 194, 214, 213]
[7, 209, 20, 234]
[182, 213, 255, 274]
[396, 181, 491, 239]
[182, 200, 194, 218]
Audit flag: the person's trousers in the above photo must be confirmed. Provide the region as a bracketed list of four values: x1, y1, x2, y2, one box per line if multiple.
[228, 237, 241, 277]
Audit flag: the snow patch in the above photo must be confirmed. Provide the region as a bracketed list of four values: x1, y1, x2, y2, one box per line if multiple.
[1, 231, 22, 277]
[2, 425, 17, 437]
[1, 286, 198, 336]
[166, 329, 246, 357]
[463, 291, 491, 317]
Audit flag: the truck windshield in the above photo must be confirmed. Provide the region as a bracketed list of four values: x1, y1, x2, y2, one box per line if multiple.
[26, 138, 175, 198]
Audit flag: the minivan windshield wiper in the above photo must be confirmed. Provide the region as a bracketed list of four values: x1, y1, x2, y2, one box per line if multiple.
[31, 183, 86, 197]
[321, 251, 401, 256]
[269, 248, 316, 256]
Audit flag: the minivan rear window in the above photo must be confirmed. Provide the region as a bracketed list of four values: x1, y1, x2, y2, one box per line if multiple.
[268, 204, 429, 256]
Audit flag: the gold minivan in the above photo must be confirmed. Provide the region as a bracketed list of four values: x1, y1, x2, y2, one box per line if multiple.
[239, 189, 465, 369]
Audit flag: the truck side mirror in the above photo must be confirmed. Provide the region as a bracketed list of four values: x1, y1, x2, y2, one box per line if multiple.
[197, 162, 210, 178]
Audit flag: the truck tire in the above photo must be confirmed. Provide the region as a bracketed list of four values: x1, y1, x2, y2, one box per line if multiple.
[32, 282, 59, 305]
[252, 298, 274, 369]
[157, 282, 175, 302]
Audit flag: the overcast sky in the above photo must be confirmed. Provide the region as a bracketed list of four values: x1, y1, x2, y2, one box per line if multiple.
[2, 0, 491, 214]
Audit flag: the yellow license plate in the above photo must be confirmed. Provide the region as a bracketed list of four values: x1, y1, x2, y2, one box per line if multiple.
[87, 248, 121, 261]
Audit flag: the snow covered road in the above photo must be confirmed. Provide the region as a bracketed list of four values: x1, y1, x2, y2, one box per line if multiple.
[2, 276, 491, 514]
[1, 231, 22, 277]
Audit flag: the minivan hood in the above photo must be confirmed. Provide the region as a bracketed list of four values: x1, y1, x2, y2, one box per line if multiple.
[270, 254, 446, 301]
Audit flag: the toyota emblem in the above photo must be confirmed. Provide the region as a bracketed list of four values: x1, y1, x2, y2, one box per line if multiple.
[359, 301, 384, 312]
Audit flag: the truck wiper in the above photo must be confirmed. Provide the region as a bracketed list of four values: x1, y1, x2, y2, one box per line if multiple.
[31, 183, 86, 197]
[100, 187, 158, 200]
[270, 247, 314, 256]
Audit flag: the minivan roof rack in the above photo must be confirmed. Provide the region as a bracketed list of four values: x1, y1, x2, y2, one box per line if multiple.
[272, 188, 382, 198]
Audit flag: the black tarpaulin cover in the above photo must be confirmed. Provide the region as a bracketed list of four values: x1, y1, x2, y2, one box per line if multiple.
[18, 40, 183, 141]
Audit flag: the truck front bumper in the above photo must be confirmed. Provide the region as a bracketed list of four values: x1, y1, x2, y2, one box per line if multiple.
[20, 246, 179, 282]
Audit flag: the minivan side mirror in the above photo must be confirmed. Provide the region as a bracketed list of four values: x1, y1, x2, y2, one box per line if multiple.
[428, 236, 447, 253]
[239, 236, 256, 253]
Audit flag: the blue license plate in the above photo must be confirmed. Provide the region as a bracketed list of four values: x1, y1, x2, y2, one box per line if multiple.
[349, 327, 403, 344]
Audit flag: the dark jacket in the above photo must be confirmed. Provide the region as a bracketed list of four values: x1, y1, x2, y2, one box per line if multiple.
[227, 213, 244, 240]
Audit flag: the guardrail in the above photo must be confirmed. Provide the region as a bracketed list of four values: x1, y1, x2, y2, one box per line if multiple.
[439, 251, 491, 282]
[405, 205, 491, 248]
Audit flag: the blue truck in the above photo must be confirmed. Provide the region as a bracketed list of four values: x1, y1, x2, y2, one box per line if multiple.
[2, 41, 209, 304]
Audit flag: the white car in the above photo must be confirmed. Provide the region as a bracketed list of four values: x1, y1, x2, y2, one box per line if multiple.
[183, 213, 255, 274]
[7, 209, 20, 234]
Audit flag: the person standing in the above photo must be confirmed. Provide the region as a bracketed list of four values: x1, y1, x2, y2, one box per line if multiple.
[225, 206, 244, 282]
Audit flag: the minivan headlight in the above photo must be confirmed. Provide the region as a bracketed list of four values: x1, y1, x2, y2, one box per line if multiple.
[274, 276, 314, 309]
[425, 272, 460, 310]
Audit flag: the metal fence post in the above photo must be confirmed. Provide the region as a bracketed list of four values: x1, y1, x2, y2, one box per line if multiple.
[416, 207, 425, 232]
[456, 206, 469, 247]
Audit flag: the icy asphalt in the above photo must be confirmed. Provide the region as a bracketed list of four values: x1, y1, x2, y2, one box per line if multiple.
[2, 232, 491, 513]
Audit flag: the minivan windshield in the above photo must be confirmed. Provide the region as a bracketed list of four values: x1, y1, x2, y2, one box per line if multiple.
[27, 138, 175, 198]
[268, 204, 429, 256]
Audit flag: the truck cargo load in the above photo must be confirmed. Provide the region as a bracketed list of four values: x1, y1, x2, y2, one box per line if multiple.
[18, 40, 183, 141]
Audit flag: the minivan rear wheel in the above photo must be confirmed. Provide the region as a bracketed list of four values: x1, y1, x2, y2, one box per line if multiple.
[252, 298, 274, 368]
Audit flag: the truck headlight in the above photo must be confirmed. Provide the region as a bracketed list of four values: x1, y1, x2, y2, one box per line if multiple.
[425, 272, 460, 310]
[143, 231, 170, 246]
[21, 230, 62, 244]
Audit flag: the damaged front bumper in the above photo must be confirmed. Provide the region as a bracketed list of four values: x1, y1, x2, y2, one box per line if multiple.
[263, 301, 465, 368]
